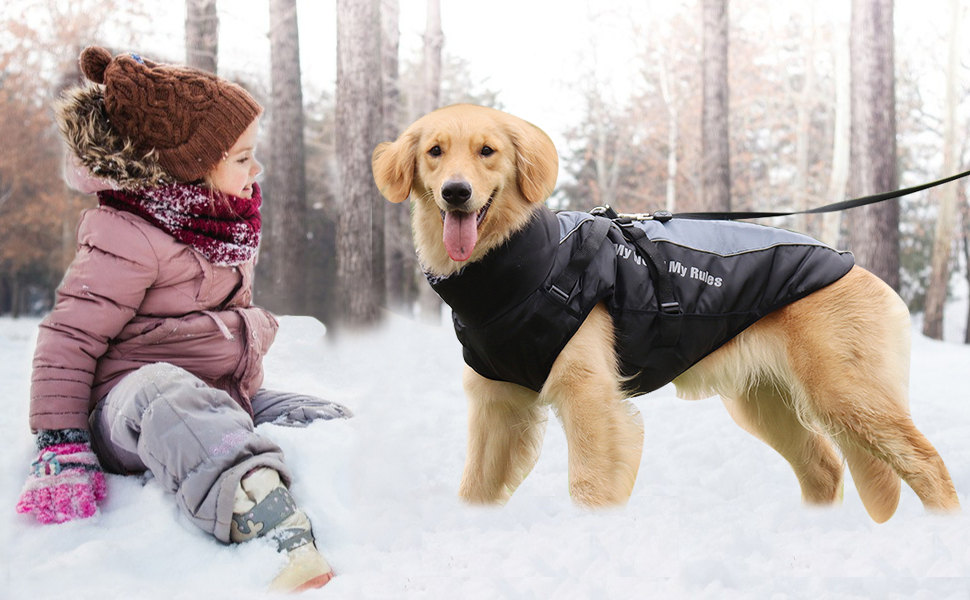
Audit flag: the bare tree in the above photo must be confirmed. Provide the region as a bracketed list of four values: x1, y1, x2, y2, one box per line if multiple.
[416, 0, 443, 323]
[701, 0, 731, 211]
[336, 0, 384, 326]
[185, 0, 218, 73]
[962, 196, 970, 343]
[847, 0, 899, 290]
[266, 0, 308, 315]
[921, 0, 963, 339]
[657, 46, 679, 213]
[381, 0, 417, 313]
[821, 15, 851, 248]
[792, 2, 819, 235]
[423, 0, 443, 114]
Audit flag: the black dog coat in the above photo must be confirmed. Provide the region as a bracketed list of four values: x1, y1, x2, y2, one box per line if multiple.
[429, 206, 855, 396]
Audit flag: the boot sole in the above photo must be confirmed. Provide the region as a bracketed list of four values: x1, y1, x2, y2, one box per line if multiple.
[291, 570, 334, 593]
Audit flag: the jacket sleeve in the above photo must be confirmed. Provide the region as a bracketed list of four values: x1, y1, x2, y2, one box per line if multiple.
[29, 209, 159, 432]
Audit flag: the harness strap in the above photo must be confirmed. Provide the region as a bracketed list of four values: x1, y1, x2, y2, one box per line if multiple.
[613, 219, 683, 347]
[548, 216, 612, 304]
[553, 207, 682, 347]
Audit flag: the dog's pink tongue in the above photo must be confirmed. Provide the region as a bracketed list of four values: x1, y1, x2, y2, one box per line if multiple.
[443, 210, 478, 262]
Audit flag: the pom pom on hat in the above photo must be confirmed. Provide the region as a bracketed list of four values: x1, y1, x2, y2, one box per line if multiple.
[79, 46, 112, 84]
[72, 45, 263, 183]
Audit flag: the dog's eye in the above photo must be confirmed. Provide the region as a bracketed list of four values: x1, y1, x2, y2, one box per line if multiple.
[481, 146, 494, 157]
[429, 146, 442, 157]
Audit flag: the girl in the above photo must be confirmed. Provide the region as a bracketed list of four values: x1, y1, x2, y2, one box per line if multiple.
[16, 46, 348, 593]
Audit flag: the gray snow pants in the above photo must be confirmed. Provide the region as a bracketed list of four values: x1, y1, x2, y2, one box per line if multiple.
[88, 362, 348, 543]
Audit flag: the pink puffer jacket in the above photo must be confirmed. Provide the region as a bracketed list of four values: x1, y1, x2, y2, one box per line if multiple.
[29, 206, 278, 431]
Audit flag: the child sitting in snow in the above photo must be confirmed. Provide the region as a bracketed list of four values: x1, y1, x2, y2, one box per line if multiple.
[16, 46, 349, 593]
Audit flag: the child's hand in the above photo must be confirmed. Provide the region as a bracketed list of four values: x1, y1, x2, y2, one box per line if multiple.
[16, 439, 107, 524]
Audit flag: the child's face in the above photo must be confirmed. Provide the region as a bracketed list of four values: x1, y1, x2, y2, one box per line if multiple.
[205, 119, 262, 198]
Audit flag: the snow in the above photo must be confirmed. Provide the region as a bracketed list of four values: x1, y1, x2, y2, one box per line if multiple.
[2, 307, 970, 600]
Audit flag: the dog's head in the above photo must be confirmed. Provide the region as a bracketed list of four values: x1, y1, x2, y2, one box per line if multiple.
[372, 104, 558, 275]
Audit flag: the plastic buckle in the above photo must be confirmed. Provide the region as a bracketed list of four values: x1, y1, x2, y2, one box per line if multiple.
[660, 301, 681, 315]
[652, 210, 673, 223]
[548, 285, 570, 304]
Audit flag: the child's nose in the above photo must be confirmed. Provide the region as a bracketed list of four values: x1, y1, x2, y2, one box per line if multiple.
[251, 160, 263, 177]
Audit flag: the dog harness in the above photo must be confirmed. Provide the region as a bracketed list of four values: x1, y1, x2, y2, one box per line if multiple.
[428, 206, 855, 395]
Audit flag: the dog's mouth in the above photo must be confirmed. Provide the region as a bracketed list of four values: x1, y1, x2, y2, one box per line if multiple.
[440, 194, 494, 262]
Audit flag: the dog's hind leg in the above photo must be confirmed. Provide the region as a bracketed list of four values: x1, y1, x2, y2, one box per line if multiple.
[459, 367, 548, 505]
[805, 381, 958, 518]
[785, 267, 959, 518]
[835, 439, 900, 522]
[721, 382, 845, 506]
[543, 303, 644, 507]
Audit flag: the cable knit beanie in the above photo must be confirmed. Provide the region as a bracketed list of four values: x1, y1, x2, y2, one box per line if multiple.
[78, 46, 263, 183]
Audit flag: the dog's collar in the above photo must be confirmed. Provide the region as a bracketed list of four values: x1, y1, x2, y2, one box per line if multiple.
[428, 206, 560, 327]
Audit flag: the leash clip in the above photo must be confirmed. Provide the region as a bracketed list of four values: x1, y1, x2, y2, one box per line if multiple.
[591, 205, 673, 223]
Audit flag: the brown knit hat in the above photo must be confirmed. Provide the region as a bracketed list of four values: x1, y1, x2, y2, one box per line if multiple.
[78, 46, 263, 183]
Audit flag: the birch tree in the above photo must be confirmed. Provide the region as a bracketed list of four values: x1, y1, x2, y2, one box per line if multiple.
[423, 0, 443, 114]
[381, 0, 417, 312]
[657, 46, 679, 213]
[185, 0, 218, 73]
[962, 196, 970, 343]
[922, 0, 964, 339]
[336, 0, 383, 326]
[701, 0, 731, 211]
[821, 16, 851, 248]
[792, 3, 819, 235]
[417, 0, 443, 323]
[267, 0, 308, 315]
[847, 0, 899, 290]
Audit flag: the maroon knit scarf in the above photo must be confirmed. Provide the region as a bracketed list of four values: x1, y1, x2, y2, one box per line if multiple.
[98, 183, 262, 266]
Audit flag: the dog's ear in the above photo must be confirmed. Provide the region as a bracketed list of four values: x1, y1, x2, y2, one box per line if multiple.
[510, 119, 559, 204]
[372, 134, 417, 203]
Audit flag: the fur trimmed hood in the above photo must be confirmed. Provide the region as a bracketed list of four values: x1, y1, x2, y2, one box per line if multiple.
[54, 84, 175, 191]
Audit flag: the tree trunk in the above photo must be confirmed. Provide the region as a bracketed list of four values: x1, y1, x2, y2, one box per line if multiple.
[701, 0, 731, 212]
[847, 0, 899, 291]
[793, 3, 818, 235]
[658, 48, 678, 213]
[11, 275, 21, 319]
[336, 0, 384, 327]
[422, 0, 443, 114]
[266, 0, 308, 316]
[822, 17, 851, 248]
[417, 0, 444, 323]
[185, 0, 218, 73]
[921, 0, 962, 340]
[962, 198, 970, 344]
[381, 0, 417, 314]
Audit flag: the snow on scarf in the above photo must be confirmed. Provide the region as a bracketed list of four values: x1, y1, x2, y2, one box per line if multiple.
[98, 182, 262, 266]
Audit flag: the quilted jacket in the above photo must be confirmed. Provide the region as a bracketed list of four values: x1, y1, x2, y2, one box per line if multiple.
[430, 206, 855, 395]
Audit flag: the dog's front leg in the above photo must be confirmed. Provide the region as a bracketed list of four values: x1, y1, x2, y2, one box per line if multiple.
[543, 303, 644, 508]
[459, 366, 547, 505]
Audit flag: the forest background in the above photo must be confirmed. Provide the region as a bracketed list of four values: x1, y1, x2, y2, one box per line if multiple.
[0, 0, 968, 344]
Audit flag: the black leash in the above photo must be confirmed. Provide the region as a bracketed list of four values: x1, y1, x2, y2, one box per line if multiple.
[616, 167, 970, 222]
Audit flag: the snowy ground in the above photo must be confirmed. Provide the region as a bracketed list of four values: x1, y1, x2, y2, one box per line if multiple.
[2, 300, 970, 600]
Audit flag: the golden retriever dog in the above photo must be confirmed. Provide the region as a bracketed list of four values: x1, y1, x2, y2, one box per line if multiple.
[372, 103, 959, 522]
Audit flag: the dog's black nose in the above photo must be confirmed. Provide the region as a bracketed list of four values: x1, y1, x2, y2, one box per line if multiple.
[441, 180, 473, 206]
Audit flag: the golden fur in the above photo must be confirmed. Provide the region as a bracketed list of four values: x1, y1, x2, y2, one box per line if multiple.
[372, 104, 959, 521]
